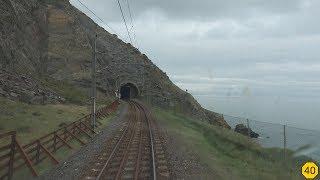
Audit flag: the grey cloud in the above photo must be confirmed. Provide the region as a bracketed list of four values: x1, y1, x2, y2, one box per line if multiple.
[71, 0, 306, 22]
[70, 0, 320, 129]
[129, 0, 304, 20]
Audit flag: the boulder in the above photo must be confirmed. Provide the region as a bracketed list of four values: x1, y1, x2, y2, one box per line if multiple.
[32, 112, 41, 116]
[234, 124, 259, 138]
[10, 92, 18, 98]
[19, 91, 34, 104]
[30, 96, 44, 104]
[58, 96, 66, 103]
[0, 87, 6, 96]
[0, 69, 64, 104]
[58, 122, 67, 127]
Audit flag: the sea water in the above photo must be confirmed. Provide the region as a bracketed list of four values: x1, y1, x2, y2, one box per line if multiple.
[197, 95, 320, 161]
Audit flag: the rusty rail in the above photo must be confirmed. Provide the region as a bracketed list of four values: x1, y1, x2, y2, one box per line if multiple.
[82, 100, 167, 180]
[0, 100, 120, 180]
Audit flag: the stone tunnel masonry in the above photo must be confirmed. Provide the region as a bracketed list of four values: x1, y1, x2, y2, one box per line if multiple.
[119, 82, 140, 99]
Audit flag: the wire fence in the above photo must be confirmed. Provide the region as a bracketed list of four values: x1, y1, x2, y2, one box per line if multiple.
[223, 114, 320, 163]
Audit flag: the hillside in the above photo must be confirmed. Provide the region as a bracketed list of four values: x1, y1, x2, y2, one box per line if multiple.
[153, 107, 304, 179]
[0, 0, 229, 128]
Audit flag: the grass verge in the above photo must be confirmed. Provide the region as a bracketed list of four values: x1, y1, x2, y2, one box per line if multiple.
[0, 97, 89, 143]
[153, 107, 307, 180]
[38, 76, 88, 105]
[11, 113, 116, 179]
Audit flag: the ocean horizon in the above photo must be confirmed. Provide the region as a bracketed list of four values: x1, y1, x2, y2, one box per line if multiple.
[196, 95, 320, 161]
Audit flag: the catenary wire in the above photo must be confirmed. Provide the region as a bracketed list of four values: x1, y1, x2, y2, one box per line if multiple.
[116, 0, 133, 44]
[125, 0, 140, 49]
[76, 0, 125, 40]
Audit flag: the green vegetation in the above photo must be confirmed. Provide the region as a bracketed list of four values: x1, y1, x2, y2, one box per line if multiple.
[153, 107, 305, 180]
[0, 97, 88, 143]
[12, 113, 116, 179]
[41, 0, 65, 5]
[0, 94, 117, 179]
[38, 76, 89, 105]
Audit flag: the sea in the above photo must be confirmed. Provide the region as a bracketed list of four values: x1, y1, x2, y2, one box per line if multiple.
[196, 95, 320, 161]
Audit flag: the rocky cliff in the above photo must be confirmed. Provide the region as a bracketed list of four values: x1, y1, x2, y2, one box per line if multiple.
[0, 0, 230, 128]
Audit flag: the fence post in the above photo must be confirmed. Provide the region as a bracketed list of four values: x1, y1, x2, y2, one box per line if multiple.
[8, 132, 16, 180]
[15, 138, 38, 177]
[53, 132, 57, 152]
[246, 119, 250, 138]
[64, 128, 68, 141]
[283, 124, 287, 162]
[35, 140, 41, 164]
[72, 124, 76, 135]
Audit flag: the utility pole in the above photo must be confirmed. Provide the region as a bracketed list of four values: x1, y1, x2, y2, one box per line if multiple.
[283, 124, 287, 162]
[91, 34, 97, 129]
[142, 61, 145, 99]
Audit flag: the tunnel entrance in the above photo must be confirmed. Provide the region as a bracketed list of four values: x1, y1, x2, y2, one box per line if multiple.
[119, 83, 139, 100]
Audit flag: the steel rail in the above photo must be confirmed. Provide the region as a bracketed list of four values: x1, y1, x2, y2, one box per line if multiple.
[114, 108, 139, 179]
[92, 101, 157, 180]
[133, 115, 144, 180]
[134, 101, 157, 180]
[95, 102, 136, 180]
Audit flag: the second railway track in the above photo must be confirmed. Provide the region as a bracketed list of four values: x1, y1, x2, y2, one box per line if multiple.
[82, 100, 170, 180]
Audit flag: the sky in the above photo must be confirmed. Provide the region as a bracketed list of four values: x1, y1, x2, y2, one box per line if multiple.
[70, 0, 320, 130]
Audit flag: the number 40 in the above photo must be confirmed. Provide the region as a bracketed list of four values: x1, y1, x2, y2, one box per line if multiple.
[305, 167, 317, 174]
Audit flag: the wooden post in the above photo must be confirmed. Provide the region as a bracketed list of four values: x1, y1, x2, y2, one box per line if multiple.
[80, 121, 96, 134]
[72, 124, 76, 135]
[63, 128, 68, 141]
[55, 133, 73, 149]
[65, 128, 86, 145]
[75, 124, 92, 139]
[8, 132, 16, 180]
[35, 140, 41, 164]
[53, 132, 57, 152]
[79, 123, 82, 131]
[15, 138, 38, 177]
[283, 124, 287, 162]
[38, 142, 59, 165]
[246, 119, 250, 138]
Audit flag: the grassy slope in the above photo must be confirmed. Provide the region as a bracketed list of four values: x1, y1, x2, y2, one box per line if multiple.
[13, 113, 116, 178]
[0, 97, 88, 143]
[0, 95, 117, 178]
[37, 76, 89, 105]
[153, 108, 305, 180]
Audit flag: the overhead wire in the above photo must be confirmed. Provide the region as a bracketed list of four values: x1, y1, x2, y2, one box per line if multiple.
[116, 0, 133, 44]
[125, 0, 140, 49]
[75, 0, 141, 49]
[75, 0, 125, 40]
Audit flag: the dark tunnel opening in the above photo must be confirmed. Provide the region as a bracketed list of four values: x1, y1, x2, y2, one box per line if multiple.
[120, 83, 139, 100]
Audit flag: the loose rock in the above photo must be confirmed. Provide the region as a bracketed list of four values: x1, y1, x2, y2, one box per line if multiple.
[234, 124, 259, 138]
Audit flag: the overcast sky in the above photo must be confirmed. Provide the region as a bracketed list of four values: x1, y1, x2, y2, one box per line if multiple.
[70, 0, 320, 129]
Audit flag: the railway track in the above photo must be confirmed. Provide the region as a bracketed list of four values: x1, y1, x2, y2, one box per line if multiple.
[82, 100, 170, 180]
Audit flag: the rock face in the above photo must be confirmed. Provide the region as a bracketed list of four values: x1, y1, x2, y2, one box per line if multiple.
[0, 0, 48, 75]
[0, 69, 64, 104]
[204, 110, 231, 129]
[0, 0, 230, 128]
[234, 124, 259, 138]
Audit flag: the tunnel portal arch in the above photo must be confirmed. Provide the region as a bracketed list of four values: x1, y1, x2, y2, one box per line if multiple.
[119, 82, 139, 100]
